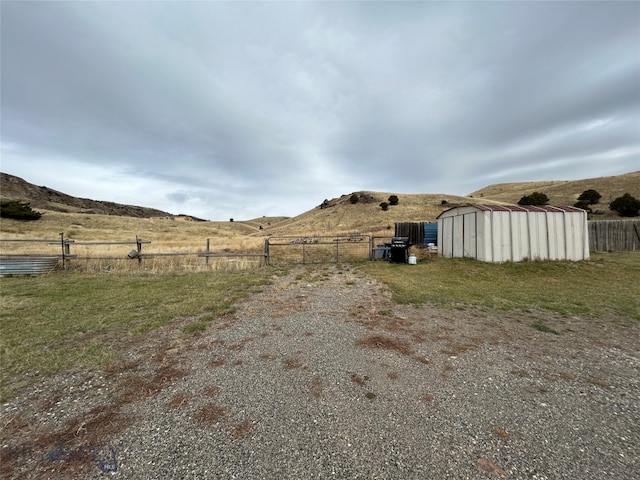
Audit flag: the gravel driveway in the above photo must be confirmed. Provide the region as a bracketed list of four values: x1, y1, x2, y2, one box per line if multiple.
[2, 264, 639, 479]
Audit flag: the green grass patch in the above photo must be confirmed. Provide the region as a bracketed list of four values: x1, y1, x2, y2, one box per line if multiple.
[182, 321, 209, 334]
[532, 323, 559, 335]
[0, 268, 280, 401]
[360, 252, 640, 320]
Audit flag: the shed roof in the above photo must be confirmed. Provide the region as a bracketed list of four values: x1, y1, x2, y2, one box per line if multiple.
[437, 204, 586, 218]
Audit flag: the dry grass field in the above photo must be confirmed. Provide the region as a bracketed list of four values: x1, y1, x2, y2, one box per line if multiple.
[0, 212, 272, 272]
[468, 170, 640, 212]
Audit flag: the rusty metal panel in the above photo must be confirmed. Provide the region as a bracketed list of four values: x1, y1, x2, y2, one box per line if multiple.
[0, 256, 59, 276]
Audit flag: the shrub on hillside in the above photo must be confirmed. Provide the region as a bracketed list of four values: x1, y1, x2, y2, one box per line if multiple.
[379, 202, 389, 211]
[517, 192, 549, 206]
[578, 189, 601, 205]
[350, 193, 359, 204]
[573, 200, 592, 212]
[0, 201, 42, 220]
[388, 195, 399, 206]
[610, 193, 640, 217]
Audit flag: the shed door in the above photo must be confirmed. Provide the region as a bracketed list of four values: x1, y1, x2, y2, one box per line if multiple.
[462, 213, 477, 258]
[453, 215, 465, 257]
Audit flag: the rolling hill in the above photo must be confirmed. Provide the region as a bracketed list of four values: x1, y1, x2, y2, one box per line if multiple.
[468, 171, 640, 208]
[0, 173, 175, 218]
[2, 171, 639, 238]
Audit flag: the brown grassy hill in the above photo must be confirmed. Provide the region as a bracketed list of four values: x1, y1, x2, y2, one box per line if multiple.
[259, 191, 505, 237]
[468, 171, 640, 212]
[1, 173, 176, 218]
[242, 216, 290, 230]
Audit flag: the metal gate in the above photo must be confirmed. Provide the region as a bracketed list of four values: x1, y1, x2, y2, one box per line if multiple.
[265, 234, 371, 265]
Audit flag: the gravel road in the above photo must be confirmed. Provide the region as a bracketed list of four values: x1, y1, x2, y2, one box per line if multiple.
[2, 264, 639, 479]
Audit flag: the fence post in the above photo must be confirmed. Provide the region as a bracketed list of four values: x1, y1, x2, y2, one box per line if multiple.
[206, 238, 210, 266]
[136, 235, 142, 265]
[264, 238, 270, 266]
[59, 232, 65, 269]
[335, 237, 339, 263]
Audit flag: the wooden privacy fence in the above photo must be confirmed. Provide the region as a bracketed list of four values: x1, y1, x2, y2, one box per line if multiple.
[589, 219, 640, 252]
[395, 222, 424, 246]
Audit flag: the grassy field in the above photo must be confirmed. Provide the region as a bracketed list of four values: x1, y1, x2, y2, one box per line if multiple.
[0, 267, 282, 401]
[360, 251, 640, 321]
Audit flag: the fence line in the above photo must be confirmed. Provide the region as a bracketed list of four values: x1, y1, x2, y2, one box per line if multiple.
[265, 234, 371, 265]
[0, 235, 267, 272]
[588, 220, 640, 252]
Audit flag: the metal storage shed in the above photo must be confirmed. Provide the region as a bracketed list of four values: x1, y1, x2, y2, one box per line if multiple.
[436, 205, 589, 263]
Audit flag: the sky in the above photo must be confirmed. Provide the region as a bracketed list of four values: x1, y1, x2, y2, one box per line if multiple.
[1, 1, 639, 220]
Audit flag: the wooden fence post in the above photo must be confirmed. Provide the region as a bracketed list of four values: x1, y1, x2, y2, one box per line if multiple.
[59, 232, 65, 269]
[205, 238, 210, 266]
[136, 235, 142, 265]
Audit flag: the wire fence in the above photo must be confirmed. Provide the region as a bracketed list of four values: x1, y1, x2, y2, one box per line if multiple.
[264, 234, 373, 265]
[0, 234, 267, 273]
[1, 231, 412, 275]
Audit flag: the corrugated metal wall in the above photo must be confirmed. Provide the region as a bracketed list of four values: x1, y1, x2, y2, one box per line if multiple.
[0, 257, 59, 276]
[438, 207, 589, 262]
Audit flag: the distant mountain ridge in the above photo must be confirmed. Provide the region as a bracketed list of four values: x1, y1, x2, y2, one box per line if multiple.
[0, 173, 174, 218]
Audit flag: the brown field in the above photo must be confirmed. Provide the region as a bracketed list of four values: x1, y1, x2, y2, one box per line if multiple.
[468, 170, 640, 212]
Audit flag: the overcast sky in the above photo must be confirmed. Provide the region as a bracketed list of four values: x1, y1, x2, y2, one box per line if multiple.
[2, 1, 639, 220]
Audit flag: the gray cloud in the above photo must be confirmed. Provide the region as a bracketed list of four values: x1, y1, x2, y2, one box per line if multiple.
[1, 1, 638, 220]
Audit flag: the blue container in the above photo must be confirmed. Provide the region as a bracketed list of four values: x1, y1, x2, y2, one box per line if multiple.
[424, 222, 438, 246]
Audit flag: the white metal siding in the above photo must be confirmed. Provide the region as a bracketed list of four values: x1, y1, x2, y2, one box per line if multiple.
[489, 211, 511, 263]
[546, 212, 563, 260]
[452, 215, 464, 257]
[438, 217, 454, 258]
[529, 213, 548, 260]
[477, 211, 490, 262]
[510, 212, 528, 262]
[437, 205, 589, 263]
[462, 213, 477, 258]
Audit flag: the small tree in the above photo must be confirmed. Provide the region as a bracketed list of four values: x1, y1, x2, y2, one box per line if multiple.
[349, 193, 359, 204]
[578, 189, 601, 205]
[388, 195, 399, 206]
[610, 193, 640, 217]
[0, 201, 42, 220]
[573, 200, 592, 212]
[518, 192, 549, 206]
[379, 202, 389, 211]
